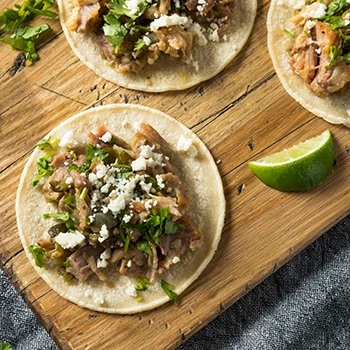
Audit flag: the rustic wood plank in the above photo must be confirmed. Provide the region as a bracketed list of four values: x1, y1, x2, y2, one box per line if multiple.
[1, 0, 350, 349]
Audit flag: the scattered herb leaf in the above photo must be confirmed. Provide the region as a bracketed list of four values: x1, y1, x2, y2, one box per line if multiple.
[29, 245, 46, 267]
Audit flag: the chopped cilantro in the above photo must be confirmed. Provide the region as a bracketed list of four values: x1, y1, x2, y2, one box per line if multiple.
[80, 187, 88, 200]
[61, 195, 76, 206]
[43, 212, 75, 230]
[102, 13, 128, 55]
[161, 279, 178, 304]
[326, 0, 348, 17]
[136, 296, 143, 302]
[116, 171, 134, 179]
[29, 245, 46, 268]
[69, 144, 109, 173]
[123, 235, 130, 254]
[135, 276, 150, 291]
[109, 0, 149, 21]
[329, 45, 343, 67]
[283, 28, 296, 39]
[63, 258, 70, 267]
[134, 38, 145, 51]
[31, 157, 54, 186]
[136, 239, 153, 257]
[0, 0, 57, 64]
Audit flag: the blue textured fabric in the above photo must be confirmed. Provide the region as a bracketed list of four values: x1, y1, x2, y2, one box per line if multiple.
[1, 217, 349, 350]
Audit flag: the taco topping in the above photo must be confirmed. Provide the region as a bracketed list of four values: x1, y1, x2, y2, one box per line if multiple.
[29, 123, 203, 295]
[285, 0, 350, 97]
[66, 0, 236, 73]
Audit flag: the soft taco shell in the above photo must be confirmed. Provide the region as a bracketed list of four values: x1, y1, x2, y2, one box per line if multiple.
[267, 0, 350, 127]
[16, 104, 225, 313]
[57, 0, 257, 92]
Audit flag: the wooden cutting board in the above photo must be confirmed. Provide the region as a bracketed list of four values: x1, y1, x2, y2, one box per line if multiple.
[1, 0, 350, 349]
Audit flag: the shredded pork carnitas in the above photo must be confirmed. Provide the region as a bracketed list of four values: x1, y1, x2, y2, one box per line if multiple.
[35, 124, 203, 287]
[287, 0, 350, 97]
[68, 0, 236, 73]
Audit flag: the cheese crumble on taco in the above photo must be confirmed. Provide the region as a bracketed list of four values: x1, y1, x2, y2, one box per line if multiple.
[268, 0, 350, 126]
[16, 104, 225, 313]
[57, 0, 257, 91]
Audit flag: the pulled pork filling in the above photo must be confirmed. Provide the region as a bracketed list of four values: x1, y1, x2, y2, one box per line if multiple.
[286, 0, 350, 98]
[67, 0, 236, 73]
[30, 124, 203, 290]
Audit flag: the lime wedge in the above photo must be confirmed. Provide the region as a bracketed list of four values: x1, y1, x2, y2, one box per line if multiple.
[248, 130, 335, 191]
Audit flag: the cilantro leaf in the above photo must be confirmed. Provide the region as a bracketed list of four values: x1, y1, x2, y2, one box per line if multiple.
[283, 28, 296, 39]
[29, 245, 46, 268]
[63, 258, 70, 267]
[329, 45, 343, 67]
[61, 195, 76, 206]
[43, 212, 70, 221]
[109, 0, 149, 21]
[31, 157, 54, 186]
[136, 239, 153, 256]
[69, 144, 109, 173]
[135, 276, 150, 291]
[161, 279, 178, 304]
[326, 0, 348, 17]
[134, 38, 145, 51]
[103, 13, 128, 55]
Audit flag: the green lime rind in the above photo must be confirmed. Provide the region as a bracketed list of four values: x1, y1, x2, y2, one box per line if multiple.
[248, 130, 335, 191]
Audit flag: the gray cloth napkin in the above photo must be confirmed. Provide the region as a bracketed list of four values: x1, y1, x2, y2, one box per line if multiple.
[1, 217, 349, 350]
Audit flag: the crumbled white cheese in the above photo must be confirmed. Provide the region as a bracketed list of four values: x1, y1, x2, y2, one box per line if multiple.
[172, 256, 180, 264]
[156, 174, 165, 189]
[305, 20, 316, 29]
[125, 0, 141, 15]
[126, 285, 137, 297]
[65, 177, 73, 185]
[55, 230, 85, 249]
[131, 145, 164, 171]
[131, 156, 148, 171]
[97, 248, 111, 268]
[59, 131, 76, 148]
[98, 224, 109, 243]
[293, 0, 304, 10]
[127, 260, 132, 268]
[123, 214, 132, 223]
[302, 3, 327, 19]
[188, 22, 207, 46]
[143, 35, 151, 46]
[95, 164, 108, 179]
[100, 131, 112, 143]
[150, 14, 189, 32]
[177, 136, 198, 157]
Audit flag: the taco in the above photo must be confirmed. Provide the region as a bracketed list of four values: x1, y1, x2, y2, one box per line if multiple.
[268, 0, 350, 127]
[57, 0, 257, 92]
[16, 104, 225, 313]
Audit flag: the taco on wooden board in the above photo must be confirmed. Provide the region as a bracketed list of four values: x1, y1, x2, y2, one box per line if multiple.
[268, 0, 350, 127]
[57, 0, 257, 91]
[16, 104, 225, 313]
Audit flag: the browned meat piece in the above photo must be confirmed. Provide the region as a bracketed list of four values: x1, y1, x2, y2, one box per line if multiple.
[153, 197, 182, 220]
[51, 152, 71, 168]
[155, 26, 193, 61]
[310, 22, 341, 97]
[74, 190, 90, 230]
[88, 125, 130, 150]
[185, 0, 198, 11]
[148, 244, 158, 283]
[119, 258, 145, 276]
[70, 169, 92, 190]
[110, 249, 124, 263]
[114, 40, 146, 73]
[38, 239, 54, 251]
[97, 32, 116, 61]
[159, 0, 170, 14]
[125, 247, 147, 266]
[179, 215, 203, 251]
[76, 2, 100, 33]
[290, 26, 318, 85]
[67, 245, 104, 282]
[158, 173, 189, 210]
[43, 167, 70, 201]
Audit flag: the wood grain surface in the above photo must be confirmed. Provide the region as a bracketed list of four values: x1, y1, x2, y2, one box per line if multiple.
[1, 0, 350, 349]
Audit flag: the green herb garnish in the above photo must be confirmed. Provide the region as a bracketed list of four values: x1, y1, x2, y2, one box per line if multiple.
[29, 245, 46, 268]
[123, 235, 130, 254]
[63, 258, 70, 267]
[135, 276, 150, 291]
[61, 195, 76, 206]
[31, 157, 54, 186]
[136, 239, 153, 257]
[43, 212, 75, 230]
[161, 279, 178, 304]
[284, 28, 296, 39]
[0, 342, 12, 350]
[134, 38, 146, 51]
[80, 187, 88, 200]
[102, 13, 128, 55]
[329, 45, 343, 67]
[0, 0, 57, 64]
